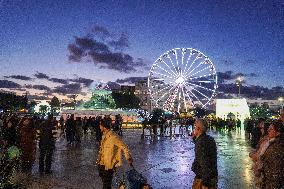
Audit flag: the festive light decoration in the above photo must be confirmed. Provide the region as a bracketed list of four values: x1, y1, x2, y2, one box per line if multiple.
[148, 48, 218, 113]
[34, 100, 51, 114]
[78, 83, 116, 110]
[249, 106, 272, 119]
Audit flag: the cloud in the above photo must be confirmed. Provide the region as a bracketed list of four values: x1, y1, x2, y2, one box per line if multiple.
[53, 83, 82, 94]
[217, 71, 258, 83]
[106, 81, 121, 90]
[34, 72, 49, 79]
[28, 95, 50, 101]
[49, 78, 69, 84]
[217, 71, 234, 83]
[91, 25, 111, 38]
[24, 84, 51, 91]
[0, 80, 21, 88]
[116, 77, 148, 84]
[69, 77, 94, 87]
[217, 83, 283, 99]
[108, 33, 130, 51]
[5, 75, 32, 81]
[68, 26, 148, 73]
[32, 85, 51, 91]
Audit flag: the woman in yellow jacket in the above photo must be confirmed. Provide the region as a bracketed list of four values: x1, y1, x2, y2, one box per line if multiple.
[97, 118, 133, 189]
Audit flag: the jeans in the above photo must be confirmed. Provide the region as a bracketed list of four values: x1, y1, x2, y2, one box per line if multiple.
[39, 145, 54, 173]
[98, 165, 114, 189]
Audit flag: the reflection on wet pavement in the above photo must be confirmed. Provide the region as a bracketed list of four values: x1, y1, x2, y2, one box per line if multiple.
[28, 129, 255, 189]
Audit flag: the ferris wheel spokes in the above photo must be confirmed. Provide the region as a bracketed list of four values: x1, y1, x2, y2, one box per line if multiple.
[186, 82, 215, 92]
[155, 84, 177, 103]
[187, 89, 204, 107]
[181, 87, 189, 112]
[185, 59, 207, 78]
[151, 70, 175, 80]
[174, 49, 180, 69]
[148, 48, 217, 111]
[186, 65, 212, 79]
[151, 80, 177, 96]
[155, 63, 178, 79]
[183, 55, 202, 78]
[159, 59, 178, 77]
[191, 88, 211, 101]
[182, 49, 193, 75]
[166, 52, 180, 75]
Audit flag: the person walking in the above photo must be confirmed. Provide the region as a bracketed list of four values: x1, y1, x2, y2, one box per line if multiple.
[65, 114, 75, 145]
[191, 118, 218, 189]
[18, 117, 36, 173]
[97, 118, 133, 189]
[38, 114, 57, 175]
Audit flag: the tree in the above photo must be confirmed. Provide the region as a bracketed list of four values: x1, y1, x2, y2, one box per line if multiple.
[149, 108, 164, 124]
[250, 105, 272, 119]
[39, 105, 48, 115]
[28, 100, 37, 113]
[49, 96, 60, 114]
[0, 92, 27, 111]
[193, 107, 207, 118]
[112, 92, 141, 109]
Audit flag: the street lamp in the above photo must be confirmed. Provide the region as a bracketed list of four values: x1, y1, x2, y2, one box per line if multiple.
[236, 76, 243, 97]
[278, 97, 284, 114]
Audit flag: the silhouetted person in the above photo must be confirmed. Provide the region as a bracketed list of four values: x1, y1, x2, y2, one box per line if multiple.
[38, 114, 56, 174]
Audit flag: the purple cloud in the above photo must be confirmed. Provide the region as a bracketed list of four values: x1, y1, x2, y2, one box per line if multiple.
[34, 72, 49, 79]
[49, 78, 69, 84]
[53, 83, 82, 94]
[69, 77, 94, 87]
[0, 80, 21, 88]
[33, 85, 51, 91]
[68, 26, 148, 73]
[5, 75, 32, 81]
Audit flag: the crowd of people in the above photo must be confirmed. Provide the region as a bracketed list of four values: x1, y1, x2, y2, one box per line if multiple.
[0, 113, 58, 188]
[0, 112, 124, 188]
[248, 118, 284, 189]
[141, 116, 242, 138]
[0, 111, 283, 189]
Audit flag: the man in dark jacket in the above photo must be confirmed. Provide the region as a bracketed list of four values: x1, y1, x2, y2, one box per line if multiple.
[191, 118, 218, 189]
[38, 114, 56, 174]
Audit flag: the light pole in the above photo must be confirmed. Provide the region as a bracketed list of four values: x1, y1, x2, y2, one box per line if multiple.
[278, 97, 283, 114]
[236, 76, 243, 97]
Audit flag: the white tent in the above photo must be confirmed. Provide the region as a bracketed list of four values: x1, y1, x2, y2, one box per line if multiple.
[216, 98, 250, 120]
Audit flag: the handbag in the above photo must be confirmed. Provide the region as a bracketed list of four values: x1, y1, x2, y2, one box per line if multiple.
[115, 168, 147, 189]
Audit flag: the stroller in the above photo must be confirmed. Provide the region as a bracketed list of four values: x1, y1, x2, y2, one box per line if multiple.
[116, 168, 151, 189]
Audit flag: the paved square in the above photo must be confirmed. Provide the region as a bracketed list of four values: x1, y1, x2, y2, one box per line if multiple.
[28, 129, 255, 189]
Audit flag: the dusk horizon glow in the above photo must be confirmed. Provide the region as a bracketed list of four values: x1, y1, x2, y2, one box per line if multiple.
[0, 0, 283, 100]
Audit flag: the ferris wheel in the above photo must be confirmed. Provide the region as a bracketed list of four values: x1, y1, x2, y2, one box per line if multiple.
[148, 48, 218, 112]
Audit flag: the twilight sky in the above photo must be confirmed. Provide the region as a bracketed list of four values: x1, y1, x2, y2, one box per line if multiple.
[0, 0, 283, 100]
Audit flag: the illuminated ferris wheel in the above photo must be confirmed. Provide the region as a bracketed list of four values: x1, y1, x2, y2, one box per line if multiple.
[148, 48, 218, 112]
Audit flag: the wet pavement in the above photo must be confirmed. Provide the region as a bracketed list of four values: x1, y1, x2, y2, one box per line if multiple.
[27, 128, 256, 189]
